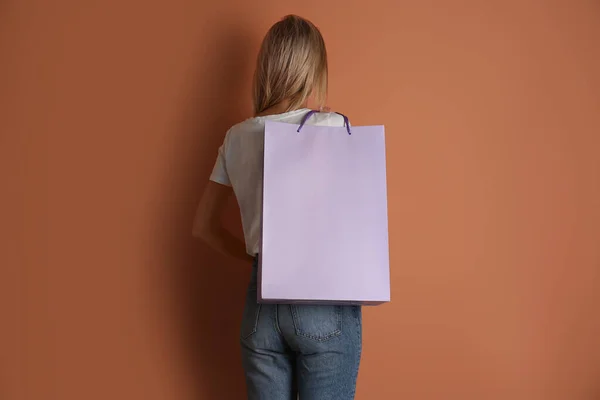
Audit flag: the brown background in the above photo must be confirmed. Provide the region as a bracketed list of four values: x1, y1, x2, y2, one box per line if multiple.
[1, 0, 599, 399]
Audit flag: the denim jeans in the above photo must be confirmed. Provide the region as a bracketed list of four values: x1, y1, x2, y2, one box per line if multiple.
[240, 262, 362, 400]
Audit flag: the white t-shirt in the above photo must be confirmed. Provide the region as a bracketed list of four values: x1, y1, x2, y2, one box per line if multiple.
[209, 108, 346, 256]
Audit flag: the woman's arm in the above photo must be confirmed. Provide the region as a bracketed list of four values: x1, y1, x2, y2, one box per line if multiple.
[192, 181, 253, 263]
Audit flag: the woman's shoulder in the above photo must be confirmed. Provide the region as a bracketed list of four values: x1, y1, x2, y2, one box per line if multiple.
[226, 117, 264, 137]
[311, 111, 347, 127]
[227, 109, 347, 137]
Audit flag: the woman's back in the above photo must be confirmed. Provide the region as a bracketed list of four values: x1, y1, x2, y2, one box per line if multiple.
[210, 109, 346, 256]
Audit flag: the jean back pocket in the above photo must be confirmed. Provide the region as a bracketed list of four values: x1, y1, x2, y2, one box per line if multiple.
[291, 305, 342, 342]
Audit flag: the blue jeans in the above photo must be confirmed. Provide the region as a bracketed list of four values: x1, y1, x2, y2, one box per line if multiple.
[240, 263, 362, 400]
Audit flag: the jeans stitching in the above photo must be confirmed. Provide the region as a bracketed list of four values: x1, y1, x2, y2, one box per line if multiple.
[351, 307, 362, 398]
[274, 305, 283, 336]
[241, 301, 261, 340]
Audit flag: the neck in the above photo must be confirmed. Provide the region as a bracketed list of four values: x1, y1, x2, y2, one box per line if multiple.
[256, 99, 308, 117]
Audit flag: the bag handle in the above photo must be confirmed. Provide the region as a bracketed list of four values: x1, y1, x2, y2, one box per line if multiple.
[296, 110, 352, 135]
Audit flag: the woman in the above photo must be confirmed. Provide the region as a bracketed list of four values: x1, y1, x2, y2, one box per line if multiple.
[193, 15, 362, 400]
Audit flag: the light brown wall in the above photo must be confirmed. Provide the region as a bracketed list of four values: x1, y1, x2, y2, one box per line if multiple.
[1, 1, 599, 399]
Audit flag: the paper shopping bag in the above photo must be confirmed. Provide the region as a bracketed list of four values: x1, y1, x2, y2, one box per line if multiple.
[259, 113, 390, 305]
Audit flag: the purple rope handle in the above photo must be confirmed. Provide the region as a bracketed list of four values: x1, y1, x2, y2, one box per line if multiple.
[296, 110, 352, 135]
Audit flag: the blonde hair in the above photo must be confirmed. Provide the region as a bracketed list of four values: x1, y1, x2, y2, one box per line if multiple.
[253, 15, 328, 115]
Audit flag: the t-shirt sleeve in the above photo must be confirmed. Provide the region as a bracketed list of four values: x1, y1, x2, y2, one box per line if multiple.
[209, 136, 232, 187]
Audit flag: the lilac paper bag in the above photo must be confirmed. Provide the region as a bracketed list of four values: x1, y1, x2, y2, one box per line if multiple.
[259, 117, 390, 305]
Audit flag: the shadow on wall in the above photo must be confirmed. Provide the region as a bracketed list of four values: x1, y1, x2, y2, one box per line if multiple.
[155, 25, 254, 399]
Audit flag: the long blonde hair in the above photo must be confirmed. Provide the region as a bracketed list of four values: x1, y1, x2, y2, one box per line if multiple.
[253, 15, 328, 115]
